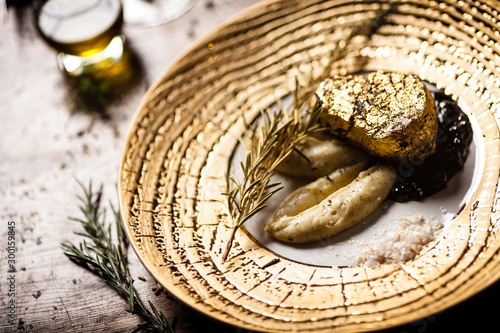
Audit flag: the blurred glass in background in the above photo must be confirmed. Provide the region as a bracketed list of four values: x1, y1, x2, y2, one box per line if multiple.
[33, 0, 198, 77]
[35, 0, 126, 78]
[5, 0, 197, 114]
[123, 0, 196, 27]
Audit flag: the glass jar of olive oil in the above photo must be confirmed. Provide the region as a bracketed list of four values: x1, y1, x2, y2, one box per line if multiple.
[35, 0, 126, 77]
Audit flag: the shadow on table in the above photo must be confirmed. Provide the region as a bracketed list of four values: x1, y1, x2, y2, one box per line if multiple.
[375, 277, 500, 333]
[62, 45, 145, 119]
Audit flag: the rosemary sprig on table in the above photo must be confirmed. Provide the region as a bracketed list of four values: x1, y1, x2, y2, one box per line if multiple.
[62, 181, 175, 333]
[221, 4, 395, 262]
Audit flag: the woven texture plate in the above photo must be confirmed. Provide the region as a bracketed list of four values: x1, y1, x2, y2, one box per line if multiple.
[119, 1, 500, 332]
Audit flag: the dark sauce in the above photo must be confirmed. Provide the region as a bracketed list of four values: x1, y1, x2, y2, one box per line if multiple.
[388, 91, 473, 202]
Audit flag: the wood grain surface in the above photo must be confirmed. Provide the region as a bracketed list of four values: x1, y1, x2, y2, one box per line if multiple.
[1, 1, 500, 332]
[0, 1, 263, 332]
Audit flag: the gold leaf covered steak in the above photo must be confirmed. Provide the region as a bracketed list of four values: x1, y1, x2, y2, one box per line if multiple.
[317, 71, 438, 162]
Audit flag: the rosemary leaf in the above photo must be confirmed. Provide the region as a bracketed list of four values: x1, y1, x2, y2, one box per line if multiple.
[62, 180, 175, 333]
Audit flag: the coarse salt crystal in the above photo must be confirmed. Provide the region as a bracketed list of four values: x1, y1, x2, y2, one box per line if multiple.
[353, 214, 443, 268]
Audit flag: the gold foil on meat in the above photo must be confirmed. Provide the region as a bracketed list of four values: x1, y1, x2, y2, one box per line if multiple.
[317, 71, 438, 162]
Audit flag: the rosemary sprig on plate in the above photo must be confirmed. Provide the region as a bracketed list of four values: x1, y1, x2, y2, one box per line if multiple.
[222, 85, 324, 262]
[221, 4, 395, 262]
[62, 181, 175, 333]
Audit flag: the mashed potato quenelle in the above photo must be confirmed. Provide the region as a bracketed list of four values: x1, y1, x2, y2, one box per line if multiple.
[265, 163, 396, 243]
[275, 132, 370, 179]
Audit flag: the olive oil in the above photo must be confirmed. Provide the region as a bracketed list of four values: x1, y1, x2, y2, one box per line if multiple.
[36, 0, 123, 57]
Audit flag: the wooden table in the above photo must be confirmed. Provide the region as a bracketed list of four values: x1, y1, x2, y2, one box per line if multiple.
[0, 1, 499, 332]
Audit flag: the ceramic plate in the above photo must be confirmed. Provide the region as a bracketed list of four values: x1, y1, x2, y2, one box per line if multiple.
[118, 1, 500, 332]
